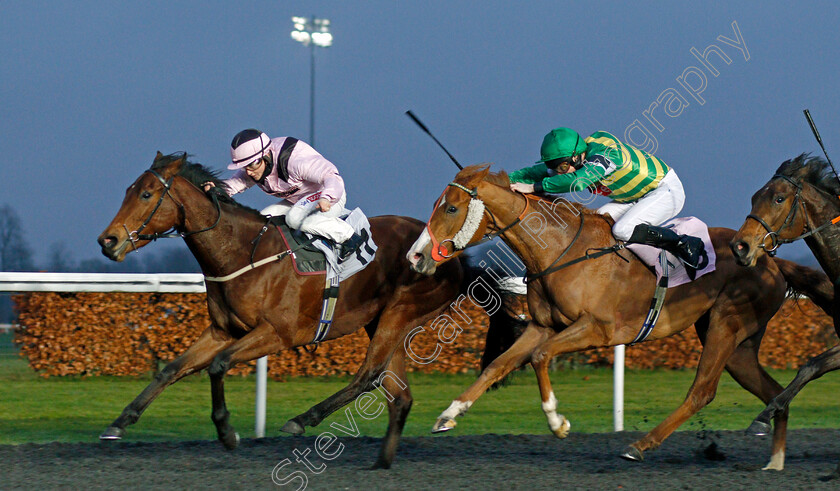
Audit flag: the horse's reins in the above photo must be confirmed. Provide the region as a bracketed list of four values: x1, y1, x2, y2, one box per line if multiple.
[746, 174, 840, 255]
[124, 169, 310, 282]
[124, 169, 222, 251]
[524, 211, 628, 283]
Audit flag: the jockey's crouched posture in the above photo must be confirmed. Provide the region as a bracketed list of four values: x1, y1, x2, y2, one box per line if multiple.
[205, 129, 364, 261]
[509, 127, 706, 268]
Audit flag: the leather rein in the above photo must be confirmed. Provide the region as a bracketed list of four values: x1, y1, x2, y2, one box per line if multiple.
[123, 169, 222, 252]
[745, 174, 840, 255]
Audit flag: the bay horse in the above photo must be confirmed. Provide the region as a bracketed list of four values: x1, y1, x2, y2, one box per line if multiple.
[407, 164, 833, 470]
[97, 152, 522, 469]
[730, 154, 840, 442]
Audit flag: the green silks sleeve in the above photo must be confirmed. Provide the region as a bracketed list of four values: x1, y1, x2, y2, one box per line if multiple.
[508, 163, 549, 183]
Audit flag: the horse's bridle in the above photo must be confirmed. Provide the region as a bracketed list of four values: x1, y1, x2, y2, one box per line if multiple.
[124, 169, 222, 252]
[746, 173, 840, 255]
[425, 182, 530, 261]
[426, 182, 627, 281]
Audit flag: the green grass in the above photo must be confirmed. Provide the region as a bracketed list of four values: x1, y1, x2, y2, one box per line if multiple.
[1, 356, 839, 444]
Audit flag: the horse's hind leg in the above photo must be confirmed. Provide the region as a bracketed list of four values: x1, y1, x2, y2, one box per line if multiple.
[282, 293, 448, 434]
[100, 326, 233, 440]
[723, 337, 788, 470]
[623, 314, 740, 461]
[749, 344, 840, 436]
[207, 323, 287, 449]
[432, 322, 551, 433]
[372, 350, 412, 470]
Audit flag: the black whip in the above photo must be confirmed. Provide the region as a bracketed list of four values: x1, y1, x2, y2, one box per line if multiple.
[804, 109, 840, 185]
[405, 110, 463, 170]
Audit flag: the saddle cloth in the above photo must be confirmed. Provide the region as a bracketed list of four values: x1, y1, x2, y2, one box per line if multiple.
[625, 216, 716, 288]
[277, 207, 378, 281]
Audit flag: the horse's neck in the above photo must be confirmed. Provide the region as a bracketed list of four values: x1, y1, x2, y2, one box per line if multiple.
[802, 184, 840, 280]
[175, 183, 279, 277]
[486, 188, 608, 272]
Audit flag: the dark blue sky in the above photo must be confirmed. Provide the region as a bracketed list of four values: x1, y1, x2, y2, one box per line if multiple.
[2, 1, 838, 266]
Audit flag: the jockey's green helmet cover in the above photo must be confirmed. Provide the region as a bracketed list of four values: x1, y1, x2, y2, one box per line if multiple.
[537, 127, 586, 162]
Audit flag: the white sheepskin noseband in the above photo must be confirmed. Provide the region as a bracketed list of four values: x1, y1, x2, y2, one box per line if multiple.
[451, 197, 485, 249]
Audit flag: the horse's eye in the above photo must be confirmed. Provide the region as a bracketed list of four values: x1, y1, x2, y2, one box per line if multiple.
[141, 191, 152, 200]
[774, 196, 785, 204]
[446, 205, 458, 215]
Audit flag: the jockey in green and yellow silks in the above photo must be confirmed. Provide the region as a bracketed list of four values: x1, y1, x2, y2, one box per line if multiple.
[509, 127, 705, 268]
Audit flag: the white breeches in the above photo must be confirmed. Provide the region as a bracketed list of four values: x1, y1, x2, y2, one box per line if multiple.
[597, 170, 686, 241]
[261, 192, 355, 243]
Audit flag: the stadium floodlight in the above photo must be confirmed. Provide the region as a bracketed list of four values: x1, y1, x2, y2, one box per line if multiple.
[290, 16, 332, 144]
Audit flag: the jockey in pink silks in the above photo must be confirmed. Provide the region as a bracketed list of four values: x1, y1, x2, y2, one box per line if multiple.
[205, 129, 364, 260]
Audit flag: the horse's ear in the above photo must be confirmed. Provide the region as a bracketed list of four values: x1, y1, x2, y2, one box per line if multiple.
[793, 160, 811, 180]
[464, 164, 492, 187]
[155, 153, 186, 179]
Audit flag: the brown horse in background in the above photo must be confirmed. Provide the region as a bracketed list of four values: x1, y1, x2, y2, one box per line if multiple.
[730, 154, 840, 448]
[407, 164, 833, 469]
[96, 152, 522, 469]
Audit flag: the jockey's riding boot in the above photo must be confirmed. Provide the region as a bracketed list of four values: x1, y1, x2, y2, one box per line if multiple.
[627, 224, 708, 269]
[339, 233, 365, 262]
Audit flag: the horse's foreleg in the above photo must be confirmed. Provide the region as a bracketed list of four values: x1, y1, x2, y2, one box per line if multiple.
[207, 323, 286, 449]
[100, 326, 233, 440]
[431, 323, 551, 433]
[528, 316, 607, 440]
[749, 344, 840, 437]
[722, 339, 787, 470]
[372, 350, 412, 470]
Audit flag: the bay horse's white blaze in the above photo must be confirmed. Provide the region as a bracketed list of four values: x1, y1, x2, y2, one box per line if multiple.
[541, 392, 571, 438]
[407, 229, 431, 266]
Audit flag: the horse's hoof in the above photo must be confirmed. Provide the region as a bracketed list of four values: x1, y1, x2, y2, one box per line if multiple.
[220, 431, 240, 450]
[818, 471, 840, 482]
[99, 426, 124, 441]
[747, 419, 771, 436]
[370, 459, 391, 470]
[431, 417, 456, 434]
[281, 419, 305, 436]
[551, 417, 571, 439]
[620, 445, 644, 462]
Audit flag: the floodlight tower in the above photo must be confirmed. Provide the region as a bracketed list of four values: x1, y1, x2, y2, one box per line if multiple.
[291, 16, 332, 146]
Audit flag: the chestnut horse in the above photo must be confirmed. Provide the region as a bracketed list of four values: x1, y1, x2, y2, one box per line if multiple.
[407, 164, 832, 469]
[96, 153, 521, 469]
[731, 154, 840, 441]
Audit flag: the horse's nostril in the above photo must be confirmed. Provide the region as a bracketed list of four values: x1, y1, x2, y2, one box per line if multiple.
[99, 236, 117, 249]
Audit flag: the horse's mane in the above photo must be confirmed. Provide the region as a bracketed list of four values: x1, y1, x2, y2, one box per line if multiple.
[775, 153, 840, 196]
[151, 152, 262, 215]
[457, 163, 601, 216]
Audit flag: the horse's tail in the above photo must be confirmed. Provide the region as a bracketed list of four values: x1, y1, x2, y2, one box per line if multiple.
[773, 257, 834, 316]
[460, 250, 528, 389]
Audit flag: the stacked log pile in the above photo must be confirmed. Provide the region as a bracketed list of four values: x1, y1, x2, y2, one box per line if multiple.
[12, 292, 835, 378]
